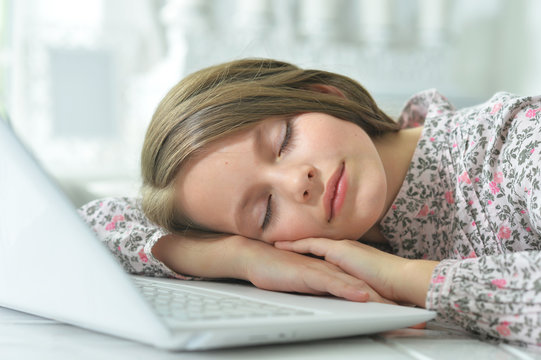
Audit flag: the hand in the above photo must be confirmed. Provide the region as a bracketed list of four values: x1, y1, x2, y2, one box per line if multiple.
[239, 239, 395, 304]
[152, 233, 392, 304]
[275, 238, 438, 307]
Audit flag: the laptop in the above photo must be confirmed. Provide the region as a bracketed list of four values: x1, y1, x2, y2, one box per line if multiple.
[0, 114, 436, 351]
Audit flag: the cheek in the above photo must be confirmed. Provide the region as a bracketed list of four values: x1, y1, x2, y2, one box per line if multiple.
[269, 215, 319, 242]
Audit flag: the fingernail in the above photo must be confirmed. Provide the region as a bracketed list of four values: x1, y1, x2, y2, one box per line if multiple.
[356, 291, 369, 301]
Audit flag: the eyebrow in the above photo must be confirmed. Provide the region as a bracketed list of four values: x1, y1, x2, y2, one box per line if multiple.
[234, 125, 265, 235]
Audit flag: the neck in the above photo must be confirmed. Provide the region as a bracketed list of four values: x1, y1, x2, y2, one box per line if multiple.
[363, 126, 423, 243]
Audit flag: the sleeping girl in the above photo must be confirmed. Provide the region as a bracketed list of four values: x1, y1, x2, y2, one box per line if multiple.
[79, 58, 541, 348]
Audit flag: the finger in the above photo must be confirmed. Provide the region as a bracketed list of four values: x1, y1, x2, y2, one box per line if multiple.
[301, 270, 370, 302]
[408, 322, 427, 329]
[301, 267, 395, 305]
[326, 278, 395, 305]
[333, 272, 397, 305]
[274, 238, 335, 258]
[276, 239, 360, 275]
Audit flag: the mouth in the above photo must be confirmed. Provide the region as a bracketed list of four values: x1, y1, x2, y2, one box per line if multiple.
[324, 162, 347, 222]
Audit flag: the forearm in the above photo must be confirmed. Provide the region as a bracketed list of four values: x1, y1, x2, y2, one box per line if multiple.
[396, 259, 438, 307]
[151, 233, 257, 280]
[426, 252, 541, 347]
[79, 197, 179, 277]
[354, 246, 438, 307]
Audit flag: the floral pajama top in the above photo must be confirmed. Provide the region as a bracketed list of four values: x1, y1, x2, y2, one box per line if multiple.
[79, 89, 541, 349]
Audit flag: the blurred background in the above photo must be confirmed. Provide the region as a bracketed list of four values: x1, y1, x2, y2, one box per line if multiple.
[1, 0, 540, 207]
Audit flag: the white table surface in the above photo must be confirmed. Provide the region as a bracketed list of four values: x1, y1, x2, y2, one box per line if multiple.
[1, 306, 540, 360]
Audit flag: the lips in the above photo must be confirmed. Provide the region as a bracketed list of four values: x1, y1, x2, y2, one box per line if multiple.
[324, 162, 347, 222]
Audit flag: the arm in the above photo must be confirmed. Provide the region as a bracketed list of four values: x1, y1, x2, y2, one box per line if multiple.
[275, 239, 437, 307]
[277, 239, 541, 347]
[79, 198, 390, 303]
[152, 232, 392, 303]
[78, 197, 185, 278]
[427, 251, 541, 348]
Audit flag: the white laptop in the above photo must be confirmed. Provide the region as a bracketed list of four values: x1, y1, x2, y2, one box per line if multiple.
[0, 114, 436, 351]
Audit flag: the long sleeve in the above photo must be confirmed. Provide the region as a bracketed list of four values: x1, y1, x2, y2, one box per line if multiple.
[78, 197, 189, 279]
[426, 252, 541, 348]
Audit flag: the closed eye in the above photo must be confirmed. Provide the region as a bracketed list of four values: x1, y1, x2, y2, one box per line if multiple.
[278, 119, 296, 156]
[261, 194, 272, 230]
[261, 119, 296, 231]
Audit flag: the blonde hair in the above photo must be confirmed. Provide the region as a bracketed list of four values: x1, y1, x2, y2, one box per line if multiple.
[141, 58, 399, 233]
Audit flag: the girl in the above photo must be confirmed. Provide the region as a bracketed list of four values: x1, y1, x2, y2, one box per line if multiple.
[80, 58, 541, 349]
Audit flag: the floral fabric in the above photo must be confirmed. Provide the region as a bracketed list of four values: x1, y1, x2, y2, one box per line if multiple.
[78, 197, 187, 279]
[380, 89, 541, 348]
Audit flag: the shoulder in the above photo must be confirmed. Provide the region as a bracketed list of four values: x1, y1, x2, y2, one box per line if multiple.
[398, 89, 455, 128]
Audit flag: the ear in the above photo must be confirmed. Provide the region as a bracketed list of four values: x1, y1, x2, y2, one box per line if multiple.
[308, 84, 347, 98]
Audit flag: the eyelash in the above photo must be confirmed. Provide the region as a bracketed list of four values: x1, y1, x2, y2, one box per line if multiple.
[262, 194, 272, 230]
[278, 119, 294, 156]
[262, 119, 296, 230]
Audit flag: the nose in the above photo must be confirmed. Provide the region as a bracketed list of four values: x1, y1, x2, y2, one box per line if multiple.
[272, 164, 317, 203]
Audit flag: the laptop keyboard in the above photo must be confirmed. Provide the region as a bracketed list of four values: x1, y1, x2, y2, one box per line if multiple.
[133, 278, 314, 323]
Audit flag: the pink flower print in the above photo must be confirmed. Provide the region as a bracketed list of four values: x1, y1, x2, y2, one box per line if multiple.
[489, 181, 500, 194]
[488, 200, 493, 205]
[526, 227, 531, 232]
[468, 200, 474, 205]
[432, 275, 445, 284]
[525, 108, 539, 118]
[493, 172, 504, 184]
[138, 249, 149, 263]
[444, 191, 454, 204]
[452, 143, 457, 148]
[531, 148, 535, 154]
[490, 103, 502, 114]
[429, 137, 435, 142]
[496, 321, 511, 336]
[471, 221, 476, 227]
[498, 226, 511, 240]
[417, 204, 429, 217]
[491, 278, 507, 289]
[112, 214, 125, 222]
[392, 204, 397, 210]
[458, 171, 471, 184]
[474, 177, 480, 183]
[105, 214, 125, 231]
